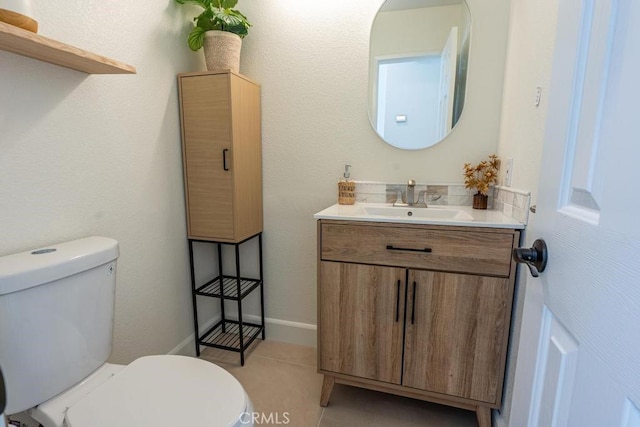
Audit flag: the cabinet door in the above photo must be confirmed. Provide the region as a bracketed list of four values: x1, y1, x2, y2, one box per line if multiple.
[403, 270, 512, 404]
[180, 74, 234, 240]
[319, 262, 405, 385]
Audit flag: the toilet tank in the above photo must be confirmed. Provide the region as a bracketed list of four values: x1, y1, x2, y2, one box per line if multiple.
[0, 237, 119, 415]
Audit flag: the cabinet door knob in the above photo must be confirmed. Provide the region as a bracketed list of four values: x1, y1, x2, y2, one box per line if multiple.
[513, 239, 548, 277]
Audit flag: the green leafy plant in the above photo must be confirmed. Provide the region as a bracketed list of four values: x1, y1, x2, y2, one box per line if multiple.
[175, 0, 251, 51]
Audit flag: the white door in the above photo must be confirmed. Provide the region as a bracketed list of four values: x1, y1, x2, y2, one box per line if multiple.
[510, 1, 640, 426]
[437, 26, 458, 140]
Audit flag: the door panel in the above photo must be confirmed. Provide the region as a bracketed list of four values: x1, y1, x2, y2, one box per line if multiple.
[438, 26, 458, 139]
[318, 262, 405, 385]
[403, 270, 512, 404]
[529, 308, 579, 427]
[180, 74, 234, 239]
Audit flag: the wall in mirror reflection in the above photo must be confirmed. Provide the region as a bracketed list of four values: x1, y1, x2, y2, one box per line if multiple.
[369, 0, 471, 150]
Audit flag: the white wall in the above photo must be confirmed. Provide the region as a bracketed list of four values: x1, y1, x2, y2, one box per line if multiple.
[494, 0, 560, 425]
[0, 1, 205, 363]
[496, 0, 559, 197]
[372, 5, 463, 56]
[378, 57, 442, 147]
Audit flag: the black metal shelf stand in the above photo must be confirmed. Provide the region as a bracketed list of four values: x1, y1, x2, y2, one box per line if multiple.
[188, 232, 265, 366]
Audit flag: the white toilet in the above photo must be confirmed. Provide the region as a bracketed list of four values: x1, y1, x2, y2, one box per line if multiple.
[0, 237, 253, 427]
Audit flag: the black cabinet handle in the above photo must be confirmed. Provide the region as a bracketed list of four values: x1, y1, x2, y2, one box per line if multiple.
[411, 281, 417, 325]
[223, 149, 229, 171]
[386, 245, 432, 253]
[395, 280, 401, 322]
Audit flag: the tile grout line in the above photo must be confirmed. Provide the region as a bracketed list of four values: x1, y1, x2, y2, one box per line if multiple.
[317, 407, 326, 426]
[250, 354, 317, 369]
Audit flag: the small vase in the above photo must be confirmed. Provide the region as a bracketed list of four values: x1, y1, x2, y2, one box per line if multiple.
[473, 192, 488, 210]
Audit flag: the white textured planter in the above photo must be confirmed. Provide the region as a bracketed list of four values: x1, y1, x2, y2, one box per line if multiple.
[203, 30, 242, 73]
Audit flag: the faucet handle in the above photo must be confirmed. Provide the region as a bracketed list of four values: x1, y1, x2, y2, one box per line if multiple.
[388, 188, 403, 204]
[407, 179, 416, 187]
[417, 190, 428, 207]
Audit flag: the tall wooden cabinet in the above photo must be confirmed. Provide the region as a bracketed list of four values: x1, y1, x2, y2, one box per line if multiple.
[317, 220, 521, 427]
[178, 70, 262, 242]
[178, 71, 265, 364]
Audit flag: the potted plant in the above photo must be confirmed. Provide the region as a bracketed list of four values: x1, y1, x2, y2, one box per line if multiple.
[463, 154, 500, 209]
[175, 0, 251, 72]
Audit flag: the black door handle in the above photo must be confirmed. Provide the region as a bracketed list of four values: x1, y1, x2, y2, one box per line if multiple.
[513, 239, 548, 277]
[223, 149, 229, 171]
[1, 366, 6, 415]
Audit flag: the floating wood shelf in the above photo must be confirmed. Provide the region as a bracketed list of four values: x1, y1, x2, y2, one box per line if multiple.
[0, 22, 136, 74]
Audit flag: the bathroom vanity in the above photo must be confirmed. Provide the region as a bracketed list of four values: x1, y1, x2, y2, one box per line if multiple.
[315, 203, 523, 427]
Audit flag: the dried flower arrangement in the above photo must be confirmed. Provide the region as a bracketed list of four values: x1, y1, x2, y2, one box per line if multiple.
[463, 154, 500, 195]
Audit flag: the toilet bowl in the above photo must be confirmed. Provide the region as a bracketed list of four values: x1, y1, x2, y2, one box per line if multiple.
[30, 356, 252, 427]
[0, 237, 253, 427]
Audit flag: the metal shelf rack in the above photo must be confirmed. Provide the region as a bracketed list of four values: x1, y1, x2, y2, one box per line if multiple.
[188, 233, 265, 366]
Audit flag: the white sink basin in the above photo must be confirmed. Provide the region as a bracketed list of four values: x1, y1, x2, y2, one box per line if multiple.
[362, 205, 474, 220]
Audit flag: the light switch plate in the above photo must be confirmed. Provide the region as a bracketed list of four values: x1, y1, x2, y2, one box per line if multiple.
[504, 158, 513, 187]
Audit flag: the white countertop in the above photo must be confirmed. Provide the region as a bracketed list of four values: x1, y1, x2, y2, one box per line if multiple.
[314, 203, 525, 229]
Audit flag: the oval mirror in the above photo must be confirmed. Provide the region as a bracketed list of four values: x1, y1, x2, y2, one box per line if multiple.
[368, 0, 471, 150]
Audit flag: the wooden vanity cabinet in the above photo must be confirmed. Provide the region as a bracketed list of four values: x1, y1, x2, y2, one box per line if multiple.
[317, 220, 521, 427]
[178, 70, 262, 243]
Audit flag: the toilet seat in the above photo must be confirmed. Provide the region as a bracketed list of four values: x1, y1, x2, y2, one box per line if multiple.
[64, 355, 249, 427]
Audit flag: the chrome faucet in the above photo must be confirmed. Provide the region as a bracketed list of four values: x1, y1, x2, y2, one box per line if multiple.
[406, 179, 416, 205]
[393, 179, 427, 207]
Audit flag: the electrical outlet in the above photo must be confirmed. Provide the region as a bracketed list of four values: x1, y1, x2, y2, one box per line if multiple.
[504, 158, 513, 187]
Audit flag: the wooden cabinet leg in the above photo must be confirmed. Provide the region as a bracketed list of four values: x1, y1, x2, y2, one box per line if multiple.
[320, 376, 335, 407]
[476, 406, 492, 427]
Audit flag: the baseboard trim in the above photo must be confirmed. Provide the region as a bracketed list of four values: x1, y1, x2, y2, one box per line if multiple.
[169, 315, 317, 356]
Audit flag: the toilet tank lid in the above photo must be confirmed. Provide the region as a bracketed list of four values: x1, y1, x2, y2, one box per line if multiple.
[0, 237, 119, 296]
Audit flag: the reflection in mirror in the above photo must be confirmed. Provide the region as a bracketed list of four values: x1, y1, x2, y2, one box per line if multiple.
[368, 0, 471, 150]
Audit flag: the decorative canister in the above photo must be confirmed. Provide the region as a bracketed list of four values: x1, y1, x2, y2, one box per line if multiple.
[338, 164, 355, 205]
[473, 192, 488, 209]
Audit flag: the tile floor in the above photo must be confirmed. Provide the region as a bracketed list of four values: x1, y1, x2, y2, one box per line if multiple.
[200, 340, 478, 427]
[6, 339, 480, 427]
